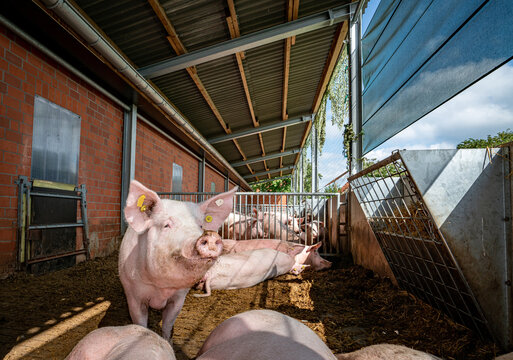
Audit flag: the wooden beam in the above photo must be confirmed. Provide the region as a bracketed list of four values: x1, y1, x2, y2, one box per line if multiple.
[227, 0, 267, 178]
[148, 0, 253, 172]
[279, 0, 299, 176]
[311, 21, 348, 113]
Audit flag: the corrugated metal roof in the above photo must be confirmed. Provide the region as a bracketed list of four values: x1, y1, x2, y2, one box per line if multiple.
[71, 0, 350, 183]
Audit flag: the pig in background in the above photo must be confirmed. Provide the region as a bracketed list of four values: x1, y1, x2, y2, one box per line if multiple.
[196, 310, 441, 360]
[118, 180, 236, 340]
[193, 247, 304, 297]
[253, 209, 302, 242]
[65, 325, 176, 360]
[222, 212, 264, 240]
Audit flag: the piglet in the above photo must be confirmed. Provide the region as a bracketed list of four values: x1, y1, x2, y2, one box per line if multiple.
[193, 248, 302, 297]
[196, 310, 440, 360]
[65, 325, 175, 360]
[119, 180, 235, 340]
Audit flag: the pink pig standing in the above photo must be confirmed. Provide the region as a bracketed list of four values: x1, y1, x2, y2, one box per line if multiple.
[118, 180, 236, 340]
[65, 325, 175, 360]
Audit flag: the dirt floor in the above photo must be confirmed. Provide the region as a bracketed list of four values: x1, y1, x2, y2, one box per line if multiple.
[0, 252, 500, 360]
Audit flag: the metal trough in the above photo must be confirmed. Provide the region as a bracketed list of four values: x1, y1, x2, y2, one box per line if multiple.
[348, 148, 512, 350]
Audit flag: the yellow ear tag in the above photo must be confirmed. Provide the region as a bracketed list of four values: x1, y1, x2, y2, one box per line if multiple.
[205, 215, 213, 223]
[137, 195, 146, 212]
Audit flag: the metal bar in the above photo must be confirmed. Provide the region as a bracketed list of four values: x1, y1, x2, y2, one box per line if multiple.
[121, 105, 137, 234]
[138, 4, 354, 78]
[243, 166, 295, 179]
[28, 222, 85, 230]
[231, 149, 301, 167]
[26, 249, 87, 265]
[249, 175, 291, 186]
[29, 192, 82, 200]
[208, 115, 312, 144]
[350, 0, 365, 24]
[80, 184, 90, 260]
[199, 151, 205, 200]
[349, 10, 363, 174]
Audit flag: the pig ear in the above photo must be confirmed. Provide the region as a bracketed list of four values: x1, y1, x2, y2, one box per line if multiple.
[199, 187, 238, 231]
[307, 242, 322, 252]
[124, 180, 163, 233]
[289, 244, 306, 257]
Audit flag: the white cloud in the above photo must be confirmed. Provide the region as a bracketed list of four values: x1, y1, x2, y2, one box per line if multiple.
[372, 62, 513, 153]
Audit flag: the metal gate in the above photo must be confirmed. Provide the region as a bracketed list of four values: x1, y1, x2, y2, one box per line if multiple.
[349, 148, 513, 347]
[16, 176, 90, 273]
[157, 191, 345, 256]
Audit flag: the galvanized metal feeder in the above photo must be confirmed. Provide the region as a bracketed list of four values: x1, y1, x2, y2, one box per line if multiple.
[349, 147, 512, 350]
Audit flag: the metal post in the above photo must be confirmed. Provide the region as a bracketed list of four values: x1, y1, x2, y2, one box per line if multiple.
[349, 9, 363, 175]
[120, 104, 137, 234]
[198, 151, 205, 201]
[313, 123, 318, 192]
[225, 172, 229, 192]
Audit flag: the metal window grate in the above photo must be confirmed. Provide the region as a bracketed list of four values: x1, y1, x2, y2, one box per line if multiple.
[348, 152, 491, 339]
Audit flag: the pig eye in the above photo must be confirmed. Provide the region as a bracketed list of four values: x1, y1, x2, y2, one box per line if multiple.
[163, 219, 173, 229]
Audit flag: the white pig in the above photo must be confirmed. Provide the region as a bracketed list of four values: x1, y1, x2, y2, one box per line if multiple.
[293, 241, 332, 271]
[65, 325, 175, 360]
[193, 248, 300, 297]
[222, 239, 331, 272]
[253, 209, 301, 242]
[196, 310, 441, 360]
[118, 180, 235, 340]
[223, 213, 264, 240]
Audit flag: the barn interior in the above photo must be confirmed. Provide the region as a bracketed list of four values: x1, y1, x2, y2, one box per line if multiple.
[0, 0, 512, 359]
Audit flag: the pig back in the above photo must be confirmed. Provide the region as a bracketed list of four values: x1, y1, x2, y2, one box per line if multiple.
[65, 325, 176, 360]
[197, 310, 335, 360]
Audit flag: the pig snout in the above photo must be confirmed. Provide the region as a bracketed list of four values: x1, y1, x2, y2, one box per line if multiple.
[196, 231, 223, 259]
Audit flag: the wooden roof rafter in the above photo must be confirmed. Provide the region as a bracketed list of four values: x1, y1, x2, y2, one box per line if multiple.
[280, 0, 299, 177]
[147, 0, 256, 178]
[226, 0, 270, 178]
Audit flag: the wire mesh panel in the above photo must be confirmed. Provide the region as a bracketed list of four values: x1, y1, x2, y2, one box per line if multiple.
[157, 191, 344, 256]
[348, 152, 490, 339]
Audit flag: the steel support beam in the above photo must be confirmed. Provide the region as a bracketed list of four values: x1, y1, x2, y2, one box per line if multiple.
[349, 11, 363, 174]
[198, 151, 205, 201]
[208, 115, 312, 144]
[138, 5, 353, 79]
[243, 165, 295, 179]
[120, 104, 137, 233]
[231, 148, 301, 167]
[313, 123, 318, 191]
[250, 175, 291, 186]
[225, 172, 229, 192]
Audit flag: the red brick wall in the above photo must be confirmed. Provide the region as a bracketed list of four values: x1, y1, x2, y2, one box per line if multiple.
[135, 120, 199, 193]
[0, 26, 125, 274]
[205, 166, 224, 193]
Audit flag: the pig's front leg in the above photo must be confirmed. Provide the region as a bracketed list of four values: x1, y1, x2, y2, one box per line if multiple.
[126, 293, 149, 328]
[161, 288, 190, 340]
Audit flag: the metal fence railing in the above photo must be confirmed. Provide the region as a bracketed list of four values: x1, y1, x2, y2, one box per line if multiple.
[157, 191, 345, 256]
[348, 151, 491, 339]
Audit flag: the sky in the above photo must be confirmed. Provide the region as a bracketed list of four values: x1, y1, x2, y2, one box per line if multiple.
[316, 0, 513, 189]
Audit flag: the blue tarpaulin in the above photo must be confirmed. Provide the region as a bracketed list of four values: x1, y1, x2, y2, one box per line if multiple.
[361, 0, 513, 154]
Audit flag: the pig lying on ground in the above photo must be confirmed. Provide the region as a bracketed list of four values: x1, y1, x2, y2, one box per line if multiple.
[222, 239, 332, 271]
[196, 310, 441, 360]
[223, 212, 263, 240]
[119, 180, 235, 340]
[253, 209, 301, 242]
[193, 248, 303, 297]
[65, 325, 175, 360]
